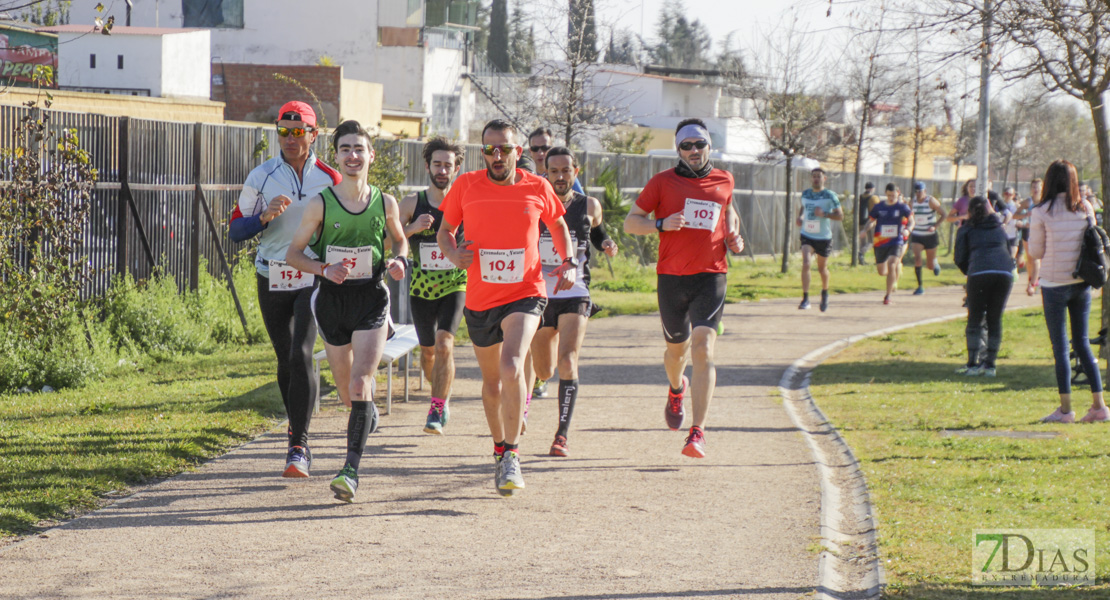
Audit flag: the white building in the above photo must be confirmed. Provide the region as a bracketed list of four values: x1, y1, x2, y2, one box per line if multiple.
[69, 1, 476, 138]
[588, 67, 767, 160]
[38, 25, 210, 98]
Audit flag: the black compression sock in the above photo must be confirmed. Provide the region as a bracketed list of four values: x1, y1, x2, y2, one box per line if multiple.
[556, 379, 579, 438]
[915, 266, 923, 287]
[345, 401, 372, 470]
[504, 442, 519, 454]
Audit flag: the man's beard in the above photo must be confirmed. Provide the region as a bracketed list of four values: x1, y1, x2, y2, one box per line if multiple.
[430, 175, 450, 190]
[487, 163, 512, 181]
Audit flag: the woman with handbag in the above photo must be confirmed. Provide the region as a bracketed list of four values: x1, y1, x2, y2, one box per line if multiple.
[954, 196, 1014, 376]
[1027, 159, 1109, 423]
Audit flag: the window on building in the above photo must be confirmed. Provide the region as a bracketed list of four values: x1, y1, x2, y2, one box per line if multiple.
[431, 94, 460, 137]
[933, 158, 952, 180]
[182, 0, 244, 28]
[90, 54, 96, 68]
[117, 55, 124, 69]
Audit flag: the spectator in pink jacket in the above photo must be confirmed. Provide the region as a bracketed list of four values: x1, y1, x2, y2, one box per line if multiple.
[1027, 159, 1109, 423]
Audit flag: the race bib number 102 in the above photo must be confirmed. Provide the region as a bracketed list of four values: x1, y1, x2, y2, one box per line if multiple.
[683, 198, 722, 231]
[480, 248, 526, 283]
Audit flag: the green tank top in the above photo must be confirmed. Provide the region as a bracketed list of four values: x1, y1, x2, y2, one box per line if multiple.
[408, 190, 467, 300]
[310, 185, 386, 285]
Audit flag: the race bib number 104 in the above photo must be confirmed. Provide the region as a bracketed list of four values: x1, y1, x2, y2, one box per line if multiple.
[480, 248, 526, 283]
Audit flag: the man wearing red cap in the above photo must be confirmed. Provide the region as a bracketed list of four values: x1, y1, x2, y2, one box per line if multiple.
[229, 100, 340, 478]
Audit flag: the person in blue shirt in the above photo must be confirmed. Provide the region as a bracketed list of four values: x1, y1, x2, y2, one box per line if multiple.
[867, 183, 915, 305]
[796, 167, 843, 312]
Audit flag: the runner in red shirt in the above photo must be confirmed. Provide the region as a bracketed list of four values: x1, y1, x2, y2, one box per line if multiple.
[624, 118, 744, 458]
[437, 119, 577, 496]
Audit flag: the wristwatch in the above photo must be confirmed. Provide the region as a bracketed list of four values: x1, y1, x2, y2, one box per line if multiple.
[655, 218, 665, 232]
[562, 256, 580, 268]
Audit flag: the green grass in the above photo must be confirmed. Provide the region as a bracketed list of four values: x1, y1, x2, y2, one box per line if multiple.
[0, 346, 286, 538]
[810, 308, 1110, 597]
[588, 249, 969, 315]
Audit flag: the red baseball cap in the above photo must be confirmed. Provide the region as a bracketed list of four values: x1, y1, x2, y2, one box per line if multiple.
[276, 101, 317, 128]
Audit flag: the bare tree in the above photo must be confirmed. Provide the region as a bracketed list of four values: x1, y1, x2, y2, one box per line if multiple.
[839, 5, 905, 265]
[745, 19, 835, 274]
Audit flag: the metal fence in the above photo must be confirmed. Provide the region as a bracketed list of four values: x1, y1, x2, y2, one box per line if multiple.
[1, 105, 981, 300]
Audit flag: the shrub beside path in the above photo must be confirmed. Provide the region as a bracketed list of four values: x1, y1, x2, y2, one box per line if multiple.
[0, 285, 1040, 599]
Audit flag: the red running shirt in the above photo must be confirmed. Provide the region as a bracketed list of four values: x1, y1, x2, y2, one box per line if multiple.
[441, 169, 567, 311]
[635, 168, 734, 275]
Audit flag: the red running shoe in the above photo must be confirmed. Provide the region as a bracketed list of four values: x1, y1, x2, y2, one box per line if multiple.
[665, 376, 688, 431]
[549, 435, 569, 457]
[682, 426, 706, 458]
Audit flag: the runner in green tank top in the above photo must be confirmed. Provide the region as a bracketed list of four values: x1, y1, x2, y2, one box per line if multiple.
[286, 120, 409, 503]
[399, 137, 468, 435]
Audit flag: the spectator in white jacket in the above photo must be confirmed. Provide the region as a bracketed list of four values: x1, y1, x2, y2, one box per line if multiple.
[1027, 159, 1108, 423]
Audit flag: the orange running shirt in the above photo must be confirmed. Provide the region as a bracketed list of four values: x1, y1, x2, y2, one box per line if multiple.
[441, 168, 567, 311]
[635, 168, 734, 275]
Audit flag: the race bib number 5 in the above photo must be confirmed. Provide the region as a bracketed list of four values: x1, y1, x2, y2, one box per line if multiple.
[268, 260, 313, 291]
[327, 245, 374, 280]
[683, 198, 721, 231]
[419, 242, 454, 270]
[480, 248, 525, 283]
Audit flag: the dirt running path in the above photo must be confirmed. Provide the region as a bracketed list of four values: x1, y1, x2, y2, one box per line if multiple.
[0, 285, 1039, 599]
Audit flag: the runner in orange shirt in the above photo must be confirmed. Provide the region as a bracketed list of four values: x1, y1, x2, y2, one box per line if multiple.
[624, 118, 743, 458]
[436, 119, 577, 496]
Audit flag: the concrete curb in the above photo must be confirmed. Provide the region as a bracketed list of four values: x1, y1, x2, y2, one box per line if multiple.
[778, 311, 969, 600]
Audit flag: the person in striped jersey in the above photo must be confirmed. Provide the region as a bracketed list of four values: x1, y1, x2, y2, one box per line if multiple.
[908, 182, 944, 295]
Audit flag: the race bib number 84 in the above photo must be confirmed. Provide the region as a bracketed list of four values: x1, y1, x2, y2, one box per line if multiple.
[480, 248, 526, 283]
[683, 198, 721, 231]
[419, 242, 454, 270]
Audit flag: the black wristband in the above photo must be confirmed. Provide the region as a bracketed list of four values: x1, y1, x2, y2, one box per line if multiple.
[395, 256, 410, 270]
[590, 224, 611, 250]
[655, 218, 665, 232]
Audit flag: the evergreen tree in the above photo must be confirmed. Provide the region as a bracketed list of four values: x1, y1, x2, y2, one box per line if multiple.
[607, 30, 640, 66]
[649, 0, 712, 69]
[489, 0, 510, 72]
[568, 0, 598, 63]
[508, 0, 534, 74]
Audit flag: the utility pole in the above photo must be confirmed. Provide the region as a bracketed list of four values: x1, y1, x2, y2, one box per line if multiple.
[975, 0, 991, 196]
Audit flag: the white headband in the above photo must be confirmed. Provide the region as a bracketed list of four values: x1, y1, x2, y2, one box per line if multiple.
[675, 124, 711, 147]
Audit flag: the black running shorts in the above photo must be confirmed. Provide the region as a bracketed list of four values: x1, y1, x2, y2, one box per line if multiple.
[410, 291, 466, 347]
[873, 244, 903, 264]
[800, 235, 832, 257]
[463, 296, 547, 348]
[311, 282, 390, 347]
[656, 273, 727, 344]
[910, 233, 939, 250]
[539, 297, 591, 330]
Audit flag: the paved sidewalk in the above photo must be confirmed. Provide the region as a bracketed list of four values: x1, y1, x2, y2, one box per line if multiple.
[0, 285, 1040, 599]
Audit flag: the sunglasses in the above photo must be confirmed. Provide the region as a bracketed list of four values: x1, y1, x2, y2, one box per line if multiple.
[529, 145, 551, 153]
[481, 144, 516, 156]
[277, 126, 314, 138]
[678, 140, 709, 151]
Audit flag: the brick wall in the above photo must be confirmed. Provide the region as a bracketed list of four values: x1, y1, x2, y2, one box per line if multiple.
[212, 63, 341, 126]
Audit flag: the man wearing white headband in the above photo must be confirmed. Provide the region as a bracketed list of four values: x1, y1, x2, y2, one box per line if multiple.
[624, 118, 744, 458]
